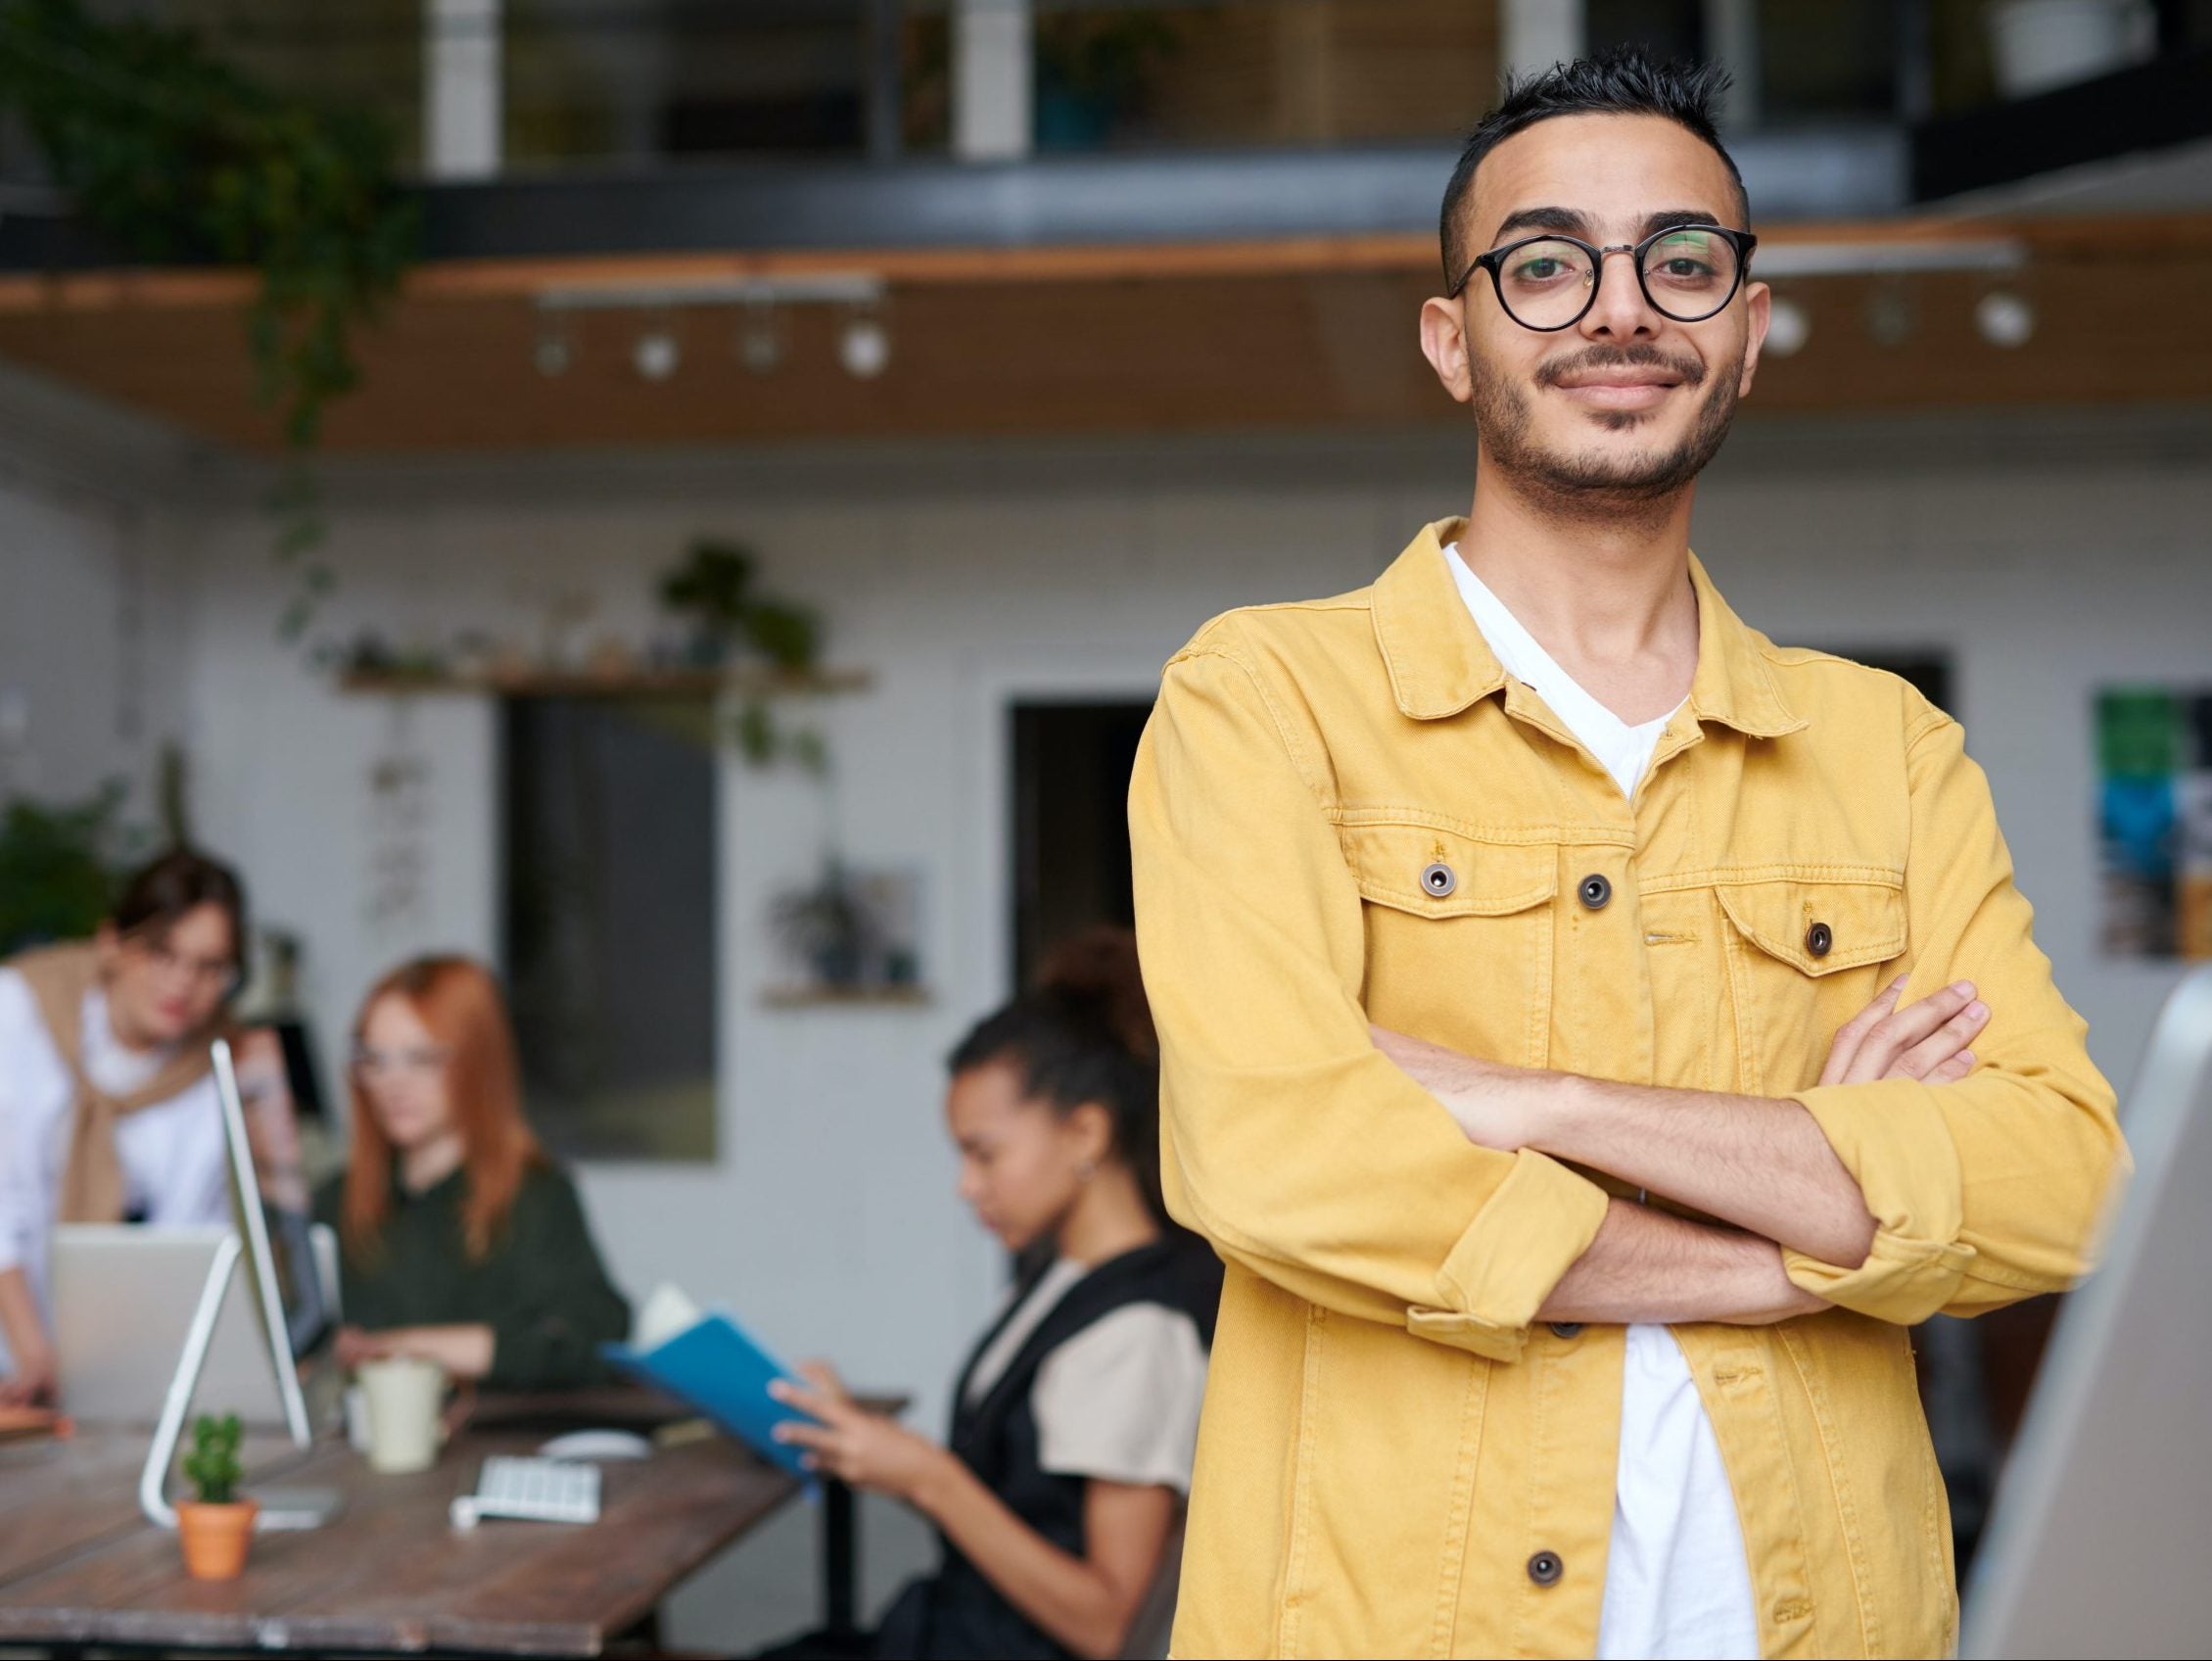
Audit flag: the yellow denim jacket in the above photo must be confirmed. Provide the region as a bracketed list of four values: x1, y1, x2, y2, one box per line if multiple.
[1129, 521, 2127, 1659]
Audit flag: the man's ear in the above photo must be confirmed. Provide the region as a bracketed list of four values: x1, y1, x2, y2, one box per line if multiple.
[1420, 296, 1477, 404]
[1737, 279, 1771, 397]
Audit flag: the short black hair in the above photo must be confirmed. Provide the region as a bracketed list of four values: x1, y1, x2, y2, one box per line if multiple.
[1439, 49, 1747, 287]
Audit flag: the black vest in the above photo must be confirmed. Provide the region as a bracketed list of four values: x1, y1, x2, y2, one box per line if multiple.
[876, 1240, 1220, 1661]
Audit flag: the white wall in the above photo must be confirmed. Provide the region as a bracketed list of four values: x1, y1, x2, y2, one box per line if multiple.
[169, 410, 2210, 1646]
[0, 432, 190, 842]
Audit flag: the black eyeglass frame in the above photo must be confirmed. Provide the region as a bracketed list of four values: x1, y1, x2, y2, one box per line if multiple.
[1448, 223, 1760, 332]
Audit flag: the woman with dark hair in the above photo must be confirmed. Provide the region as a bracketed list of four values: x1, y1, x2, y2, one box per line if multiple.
[764, 928, 1220, 1661]
[312, 956, 629, 1390]
[0, 848, 260, 1403]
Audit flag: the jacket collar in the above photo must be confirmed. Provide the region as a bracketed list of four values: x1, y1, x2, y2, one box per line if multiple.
[1370, 518, 1806, 739]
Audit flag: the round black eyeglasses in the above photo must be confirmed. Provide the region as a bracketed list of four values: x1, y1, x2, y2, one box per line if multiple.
[1448, 224, 1759, 332]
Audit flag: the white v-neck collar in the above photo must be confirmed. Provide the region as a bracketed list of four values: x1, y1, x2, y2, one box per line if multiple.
[1444, 543, 1682, 801]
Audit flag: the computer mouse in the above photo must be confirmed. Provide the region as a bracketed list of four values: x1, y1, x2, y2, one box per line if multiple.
[538, 1428, 654, 1462]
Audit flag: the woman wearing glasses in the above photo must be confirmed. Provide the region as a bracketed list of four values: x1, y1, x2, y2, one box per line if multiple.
[0, 849, 261, 1405]
[313, 955, 629, 1390]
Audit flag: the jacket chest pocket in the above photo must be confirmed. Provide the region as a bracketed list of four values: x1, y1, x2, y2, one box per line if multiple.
[1715, 876, 1907, 1095]
[1341, 819, 1560, 1069]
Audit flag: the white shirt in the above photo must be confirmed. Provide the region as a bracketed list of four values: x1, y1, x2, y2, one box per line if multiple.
[0, 968, 230, 1370]
[1445, 546, 1761, 1661]
[964, 1256, 1211, 1494]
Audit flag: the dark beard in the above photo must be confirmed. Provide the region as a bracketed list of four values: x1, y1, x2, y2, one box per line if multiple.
[1471, 342, 1742, 520]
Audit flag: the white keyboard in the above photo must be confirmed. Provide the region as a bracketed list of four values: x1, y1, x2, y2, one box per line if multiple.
[449, 1455, 602, 1528]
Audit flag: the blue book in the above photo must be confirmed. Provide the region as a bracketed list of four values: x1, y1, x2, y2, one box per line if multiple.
[601, 1285, 816, 1480]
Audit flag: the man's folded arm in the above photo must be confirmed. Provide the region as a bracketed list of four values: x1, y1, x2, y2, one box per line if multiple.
[1770, 711, 2130, 1324]
[1137, 639, 1674, 1362]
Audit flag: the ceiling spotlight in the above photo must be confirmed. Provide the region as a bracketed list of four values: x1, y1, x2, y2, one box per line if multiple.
[1975, 290, 2036, 349]
[739, 301, 784, 375]
[633, 322, 681, 382]
[1764, 296, 1811, 358]
[533, 319, 572, 378]
[1864, 278, 1914, 349]
[838, 308, 890, 380]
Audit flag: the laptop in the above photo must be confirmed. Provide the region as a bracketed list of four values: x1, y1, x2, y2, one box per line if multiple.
[1961, 965, 2212, 1657]
[52, 1222, 340, 1429]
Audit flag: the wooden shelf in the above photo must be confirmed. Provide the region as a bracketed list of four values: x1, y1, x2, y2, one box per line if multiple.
[338, 666, 871, 698]
[759, 984, 932, 1010]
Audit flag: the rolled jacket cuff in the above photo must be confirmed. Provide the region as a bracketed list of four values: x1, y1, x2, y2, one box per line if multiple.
[1410, 1150, 1612, 1363]
[1782, 1233, 1979, 1325]
[1786, 1079, 1973, 1323]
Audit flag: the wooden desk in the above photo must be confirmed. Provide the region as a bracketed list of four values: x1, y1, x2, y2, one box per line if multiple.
[0, 1416, 797, 1655]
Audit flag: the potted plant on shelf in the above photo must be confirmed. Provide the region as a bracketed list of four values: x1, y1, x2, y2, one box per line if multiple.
[176, 1412, 257, 1581]
[771, 856, 873, 990]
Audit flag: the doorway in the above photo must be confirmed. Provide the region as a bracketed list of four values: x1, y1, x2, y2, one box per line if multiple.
[1009, 700, 1153, 991]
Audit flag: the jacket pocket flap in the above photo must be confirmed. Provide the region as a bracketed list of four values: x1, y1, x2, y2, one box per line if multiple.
[1716, 878, 1906, 975]
[1345, 823, 1559, 919]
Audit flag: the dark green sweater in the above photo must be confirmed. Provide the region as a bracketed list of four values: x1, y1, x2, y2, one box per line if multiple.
[313, 1161, 631, 1392]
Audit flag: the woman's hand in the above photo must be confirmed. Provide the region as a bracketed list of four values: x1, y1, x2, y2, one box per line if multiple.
[333, 1324, 393, 1369]
[767, 1378, 949, 1505]
[793, 1359, 853, 1405]
[336, 1323, 494, 1381]
[1819, 976, 1989, 1088]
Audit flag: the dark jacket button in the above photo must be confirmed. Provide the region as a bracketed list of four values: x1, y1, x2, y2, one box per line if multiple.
[1807, 921, 1833, 958]
[1577, 874, 1612, 910]
[1528, 1550, 1564, 1587]
[1422, 862, 1457, 898]
[1548, 1322, 1584, 1339]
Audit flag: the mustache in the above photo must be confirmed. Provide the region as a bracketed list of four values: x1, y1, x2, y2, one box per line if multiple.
[1534, 344, 1708, 389]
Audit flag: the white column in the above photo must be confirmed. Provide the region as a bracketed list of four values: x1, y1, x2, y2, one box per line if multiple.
[954, 0, 1033, 162]
[1501, 0, 1584, 81]
[1703, 0, 1762, 126]
[426, 0, 502, 180]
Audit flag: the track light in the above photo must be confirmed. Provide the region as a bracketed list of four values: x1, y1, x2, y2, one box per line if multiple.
[533, 318, 572, 378]
[739, 301, 785, 375]
[1764, 296, 1811, 357]
[838, 308, 890, 380]
[633, 319, 681, 382]
[1975, 290, 2035, 349]
[1864, 279, 1914, 349]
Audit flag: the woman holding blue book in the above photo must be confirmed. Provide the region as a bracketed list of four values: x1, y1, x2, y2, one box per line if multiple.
[765, 929, 1219, 1660]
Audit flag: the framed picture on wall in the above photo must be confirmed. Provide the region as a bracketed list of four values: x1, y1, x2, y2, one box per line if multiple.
[2095, 688, 2212, 961]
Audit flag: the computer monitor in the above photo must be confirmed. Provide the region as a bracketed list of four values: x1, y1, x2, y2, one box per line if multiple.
[1961, 965, 2212, 1658]
[127, 1034, 344, 1529]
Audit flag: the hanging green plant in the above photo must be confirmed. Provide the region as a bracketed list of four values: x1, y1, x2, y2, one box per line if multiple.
[658, 539, 831, 774]
[0, 0, 418, 641]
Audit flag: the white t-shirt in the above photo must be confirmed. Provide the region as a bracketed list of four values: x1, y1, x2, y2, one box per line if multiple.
[964, 1256, 1210, 1494]
[1445, 546, 1761, 1661]
[0, 968, 230, 1371]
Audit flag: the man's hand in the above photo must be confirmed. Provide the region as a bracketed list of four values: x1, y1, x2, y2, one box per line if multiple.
[1375, 973, 1991, 1154]
[1367, 1025, 1543, 1149]
[1819, 975, 1988, 1086]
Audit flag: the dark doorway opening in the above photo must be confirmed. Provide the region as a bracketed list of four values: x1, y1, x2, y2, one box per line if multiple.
[1010, 700, 1152, 992]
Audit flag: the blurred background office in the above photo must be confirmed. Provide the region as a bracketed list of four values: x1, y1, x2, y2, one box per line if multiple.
[0, 0, 2206, 1649]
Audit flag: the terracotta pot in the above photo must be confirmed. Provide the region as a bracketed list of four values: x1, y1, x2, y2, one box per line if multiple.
[176, 1498, 259, 1582]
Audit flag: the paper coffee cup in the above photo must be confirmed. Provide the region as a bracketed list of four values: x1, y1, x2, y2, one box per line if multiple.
[357, 1355, 447, 1474]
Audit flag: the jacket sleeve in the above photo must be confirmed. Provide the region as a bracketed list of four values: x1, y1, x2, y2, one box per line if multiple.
[1781, 711, 2130, 1324]
[1130, 641, 1611, 1364]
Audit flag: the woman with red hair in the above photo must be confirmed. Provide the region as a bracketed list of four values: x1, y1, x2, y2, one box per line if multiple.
[312, 956, 629, 1389]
